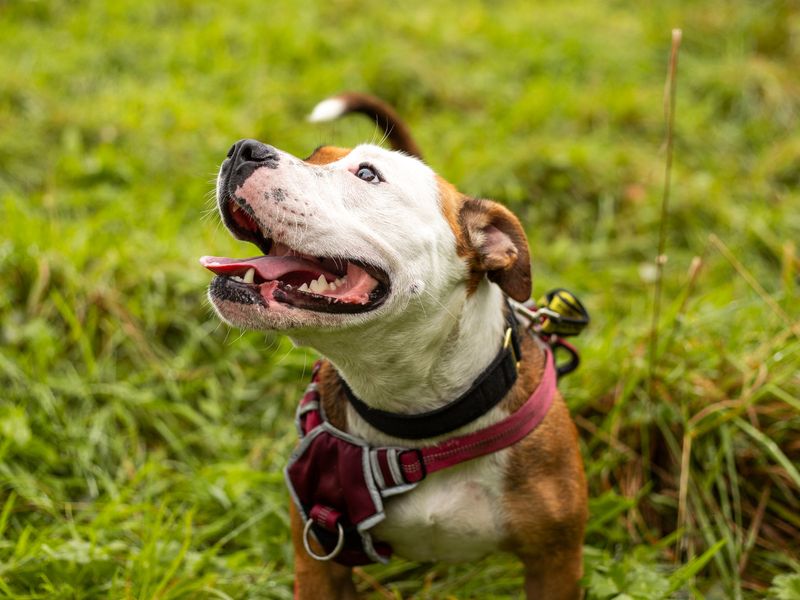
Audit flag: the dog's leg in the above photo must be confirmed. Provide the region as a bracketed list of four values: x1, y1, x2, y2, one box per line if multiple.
[504, 399, 588, 600]
[290, 503, 358, 600]
[520, 545, 584, 600]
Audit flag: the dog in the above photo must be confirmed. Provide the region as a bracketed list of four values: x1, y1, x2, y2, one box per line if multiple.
[201, 93, 587, 599]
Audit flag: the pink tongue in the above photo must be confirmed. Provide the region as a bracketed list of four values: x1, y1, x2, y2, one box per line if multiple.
[199, 255, 335, 281]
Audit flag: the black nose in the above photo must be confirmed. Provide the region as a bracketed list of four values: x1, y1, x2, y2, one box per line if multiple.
[225, 139, 280, 193]
[231, 139, 279, 165]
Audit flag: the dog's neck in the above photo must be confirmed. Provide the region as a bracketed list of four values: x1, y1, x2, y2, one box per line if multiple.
[292, 282, 508, 414]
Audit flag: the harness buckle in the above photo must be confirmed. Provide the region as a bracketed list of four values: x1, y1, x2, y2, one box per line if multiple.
[509, 289, 588, 379]
[303, 518, 345, 562]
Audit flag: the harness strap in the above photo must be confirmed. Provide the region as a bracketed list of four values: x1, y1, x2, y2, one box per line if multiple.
[340, 306, 523, 440]
[367, 347, 557, 489]
[288, 339, 558, 566]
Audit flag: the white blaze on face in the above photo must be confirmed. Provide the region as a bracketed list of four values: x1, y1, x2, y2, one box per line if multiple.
[223, 144, 467, 328]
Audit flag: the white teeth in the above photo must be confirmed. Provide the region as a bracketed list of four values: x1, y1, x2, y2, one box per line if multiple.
[243, 268, 255, 284]
[231, 203, 240, 212]
[231, 275, 243, 282]
[298, 275, 347, 295]
[307, 275, 328, 294]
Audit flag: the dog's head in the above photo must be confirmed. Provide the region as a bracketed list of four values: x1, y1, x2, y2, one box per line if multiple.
[202, 102, 531, 337]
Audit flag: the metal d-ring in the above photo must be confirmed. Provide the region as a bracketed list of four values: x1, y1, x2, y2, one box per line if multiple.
[303, 518, 345, 562]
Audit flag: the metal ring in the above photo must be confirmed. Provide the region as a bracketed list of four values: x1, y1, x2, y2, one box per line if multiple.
[302, 518, 345, 562]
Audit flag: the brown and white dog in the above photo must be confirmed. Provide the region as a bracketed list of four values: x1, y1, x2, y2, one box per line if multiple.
[201, 93, 587, 599]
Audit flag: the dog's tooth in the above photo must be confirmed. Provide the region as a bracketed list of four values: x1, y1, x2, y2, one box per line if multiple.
[231, 203, 240, 213]
[243, 267, 255, 284]
[231, 275, 243, 282]
[307, 275, 327, 294]
[299, 283, 309, 292]
[329, 282, 337, 290]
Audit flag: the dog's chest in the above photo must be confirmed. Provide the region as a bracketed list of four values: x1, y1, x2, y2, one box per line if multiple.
[372, 451, 509, 563]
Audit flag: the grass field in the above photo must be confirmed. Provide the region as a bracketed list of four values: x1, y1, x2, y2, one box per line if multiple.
[1, 0, 799, 598]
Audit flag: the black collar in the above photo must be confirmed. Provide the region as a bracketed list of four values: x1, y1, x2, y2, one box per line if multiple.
[340, 305, 523, 440]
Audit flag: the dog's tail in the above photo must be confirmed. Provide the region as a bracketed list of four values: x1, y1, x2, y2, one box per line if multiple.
[308, 92, 423, 160]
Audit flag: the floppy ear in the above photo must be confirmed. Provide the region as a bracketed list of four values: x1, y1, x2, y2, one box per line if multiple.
[459, 198, 532, 301]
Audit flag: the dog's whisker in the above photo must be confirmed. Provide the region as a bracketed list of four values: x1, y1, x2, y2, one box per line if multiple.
[378, 120, 393, 148]
[275, 341, 294, 366]
[420, 288, 457, 322]
[230, 328, 248, 345]
[413, 293, 428, 318]
[200, 207, 220, 223]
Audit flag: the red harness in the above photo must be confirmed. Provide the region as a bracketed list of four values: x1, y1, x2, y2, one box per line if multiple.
[284, 346, 557, 565]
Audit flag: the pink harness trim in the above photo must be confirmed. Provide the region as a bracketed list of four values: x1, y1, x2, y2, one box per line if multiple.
[412, 347, 556, 477]
[285, 347, 557, 566]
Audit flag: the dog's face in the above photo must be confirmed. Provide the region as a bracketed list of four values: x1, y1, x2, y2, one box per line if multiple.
[202, 139, 531, 334]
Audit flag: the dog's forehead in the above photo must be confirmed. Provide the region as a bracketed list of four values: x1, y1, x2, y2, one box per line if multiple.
[304, 145, 352, 165]
[303, 143, 416, 170]
[300, 143, 467, 245]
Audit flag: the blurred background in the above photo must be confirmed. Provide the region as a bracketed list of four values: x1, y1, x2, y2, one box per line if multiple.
[1, 0, 798, 598]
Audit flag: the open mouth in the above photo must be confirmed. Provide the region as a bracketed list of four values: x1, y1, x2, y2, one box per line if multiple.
[201, 197, 390, 314]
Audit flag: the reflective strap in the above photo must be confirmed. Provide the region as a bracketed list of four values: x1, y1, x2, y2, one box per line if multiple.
[368, 449, 386, 489]
[296, 398, 322, 435]
[297, 400, 320, 416]
[368, 448, 426, 489]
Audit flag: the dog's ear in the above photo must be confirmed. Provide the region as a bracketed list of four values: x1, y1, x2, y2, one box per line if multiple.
[459, 198, 531, 301]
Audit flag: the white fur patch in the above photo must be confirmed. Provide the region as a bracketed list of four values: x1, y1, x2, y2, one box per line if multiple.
[307, 97, 347, 123]
[373, 449, 509, 562]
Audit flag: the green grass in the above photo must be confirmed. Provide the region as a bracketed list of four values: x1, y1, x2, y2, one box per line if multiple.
[1, 0, 799, 598]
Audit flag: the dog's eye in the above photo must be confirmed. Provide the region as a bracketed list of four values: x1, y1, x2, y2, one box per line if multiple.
[355, 164, 382, 183]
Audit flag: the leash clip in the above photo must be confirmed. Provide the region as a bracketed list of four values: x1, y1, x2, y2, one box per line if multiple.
[509, 288, 589, 378]
[536, 289, 590, 337]
[510, 289, 589, 338]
